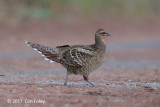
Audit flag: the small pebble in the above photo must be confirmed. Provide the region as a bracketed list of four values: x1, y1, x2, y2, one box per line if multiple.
[98, 87, 103, 92]
[107, 96, 110, 98]
[106, 83, 110, 85]
[37, 88, 43, 90]
[128, 80, 132, 82]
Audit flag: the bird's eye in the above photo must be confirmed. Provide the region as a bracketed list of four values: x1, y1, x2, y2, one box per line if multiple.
[101, 32, 107, 34]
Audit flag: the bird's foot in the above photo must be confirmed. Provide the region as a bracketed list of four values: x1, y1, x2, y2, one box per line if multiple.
[64, 82, 68, 86]
[87, 80, 96, 86]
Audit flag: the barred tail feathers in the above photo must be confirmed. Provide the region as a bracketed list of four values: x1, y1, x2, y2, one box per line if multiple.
[25, 40, 59, 63]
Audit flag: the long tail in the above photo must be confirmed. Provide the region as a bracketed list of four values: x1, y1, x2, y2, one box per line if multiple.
[25, 40, 59, 63]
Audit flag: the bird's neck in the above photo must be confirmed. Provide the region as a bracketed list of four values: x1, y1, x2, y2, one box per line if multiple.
[95, 36, 106, 49]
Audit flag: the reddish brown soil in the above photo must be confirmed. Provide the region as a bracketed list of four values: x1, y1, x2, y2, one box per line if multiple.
[0, 18, 160, 107]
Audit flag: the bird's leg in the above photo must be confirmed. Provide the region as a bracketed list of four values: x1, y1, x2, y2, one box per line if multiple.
[83, 75, 95, 86]
[87, 80, 95, 86]
[64, 72, 69, 86]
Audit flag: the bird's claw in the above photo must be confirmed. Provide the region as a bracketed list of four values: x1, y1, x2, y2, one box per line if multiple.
[64, 82, 68, 86]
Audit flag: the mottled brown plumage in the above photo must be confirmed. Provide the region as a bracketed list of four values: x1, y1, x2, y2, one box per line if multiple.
[25, 29, 111, 86]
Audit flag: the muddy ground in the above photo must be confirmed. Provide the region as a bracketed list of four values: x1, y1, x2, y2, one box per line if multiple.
[0, 18, 160, 107]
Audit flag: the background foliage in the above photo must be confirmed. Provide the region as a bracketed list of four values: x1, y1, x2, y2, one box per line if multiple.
[0, 0, 160, 20]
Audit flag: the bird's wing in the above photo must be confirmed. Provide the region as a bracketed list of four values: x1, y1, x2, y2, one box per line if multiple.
[61, 46, 95, 66]
[25, 41, 60, 62]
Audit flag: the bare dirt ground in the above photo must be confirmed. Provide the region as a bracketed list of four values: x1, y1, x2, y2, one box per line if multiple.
[0, 18, 160, 107]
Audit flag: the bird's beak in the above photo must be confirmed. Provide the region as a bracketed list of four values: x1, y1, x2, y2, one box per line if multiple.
[106, 33, 111, 36]
[101, 32, 111, 36]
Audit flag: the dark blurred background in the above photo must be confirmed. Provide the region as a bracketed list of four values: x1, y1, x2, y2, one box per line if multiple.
[0, 0, 160, 52]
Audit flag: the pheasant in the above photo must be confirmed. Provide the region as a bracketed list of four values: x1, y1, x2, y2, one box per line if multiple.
[25, 29, 111, 86]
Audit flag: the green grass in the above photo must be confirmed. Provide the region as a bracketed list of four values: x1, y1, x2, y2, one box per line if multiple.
[0, 0, 159, 20]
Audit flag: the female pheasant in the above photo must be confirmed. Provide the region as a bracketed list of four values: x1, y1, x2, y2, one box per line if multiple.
[25, 29, 111, 86]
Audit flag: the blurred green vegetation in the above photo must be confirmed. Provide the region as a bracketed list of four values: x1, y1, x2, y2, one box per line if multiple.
[0, 0, 159, 20]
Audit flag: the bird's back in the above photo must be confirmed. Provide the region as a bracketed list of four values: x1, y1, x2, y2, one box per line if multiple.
[58, 44, 106, 75]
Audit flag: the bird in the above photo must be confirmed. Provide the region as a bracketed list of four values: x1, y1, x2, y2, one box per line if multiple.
[25, 29, 111, 86]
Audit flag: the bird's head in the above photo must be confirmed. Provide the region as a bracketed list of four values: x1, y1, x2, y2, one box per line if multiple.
[95, 29, 111, 37]
[95, 29, 111, 45]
